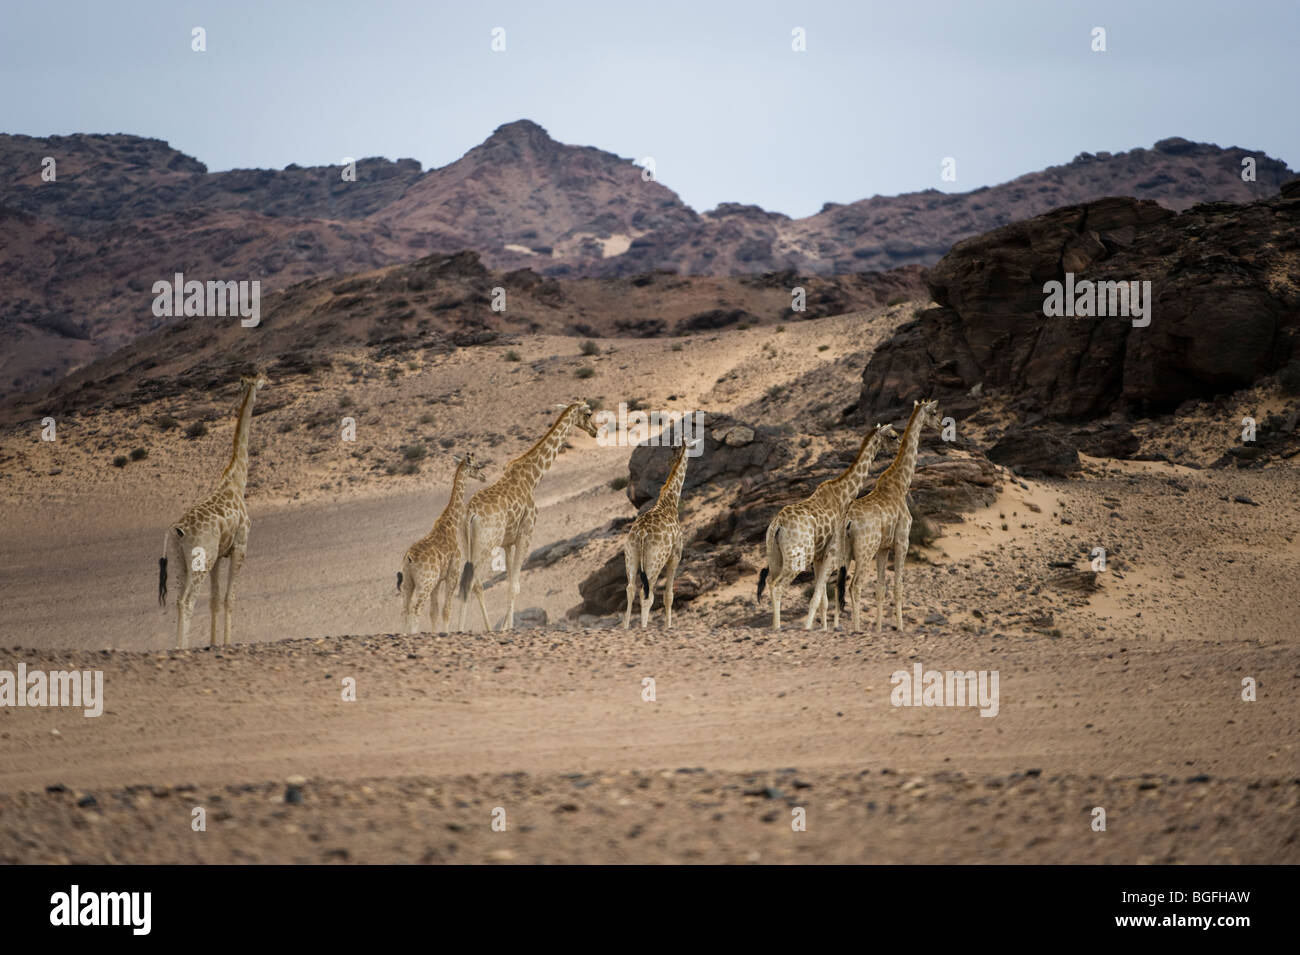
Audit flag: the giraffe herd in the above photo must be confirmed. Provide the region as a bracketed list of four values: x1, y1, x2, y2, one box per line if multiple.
[157, 375, 941, 647]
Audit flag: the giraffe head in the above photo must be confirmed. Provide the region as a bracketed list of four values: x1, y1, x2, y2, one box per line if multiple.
[455, 451, 489, 482]
[876, 422, 900, 446]
[554, 400, 599, 438]
[241, 372, 270, 394]
[913, 398, 943, 431]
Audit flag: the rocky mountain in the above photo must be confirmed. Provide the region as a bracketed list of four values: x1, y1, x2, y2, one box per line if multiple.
[5, 252, 925, 421]
[1, 121, 1292, 398]
[857, 180, 1300, 424]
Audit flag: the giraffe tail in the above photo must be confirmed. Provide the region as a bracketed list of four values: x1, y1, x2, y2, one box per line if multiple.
[837, 565, 847, 613]
[158, 530, 171, 607]
[757, 525, 782, 601]
[396, 571, 403, 594]
[458, 514, 479, 600]
[638, 569, 650, 598]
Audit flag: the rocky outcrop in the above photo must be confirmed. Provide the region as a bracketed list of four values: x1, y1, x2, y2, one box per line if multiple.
[859, 183, 1300, 422]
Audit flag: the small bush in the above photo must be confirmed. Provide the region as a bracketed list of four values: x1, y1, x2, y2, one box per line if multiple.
[156, 414, 179, 431]
[610, 476, 629, 491]
[278, 421, 294, 433]
[339, 395, 355, 408]
[776, 324, 786, 333]
[818, 344, 830, 352]
[419, 412, 435, 425]
[575, 366, 596, 380]
[130, 447, 148, 461]
[671, 342, 684, 352]
[402, 444, 426, 461]
[185, 422, 208, 439]
[112, 455, 128, 468]
[504, 350, 521, 362]
[887, 295, 908, 307]
[580, 339, 601, 356]
[398, 459, 420, 475]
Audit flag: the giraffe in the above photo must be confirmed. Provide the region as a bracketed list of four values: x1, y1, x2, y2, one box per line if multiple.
[756, 422, 898, 630]
[397, 452, 487, 634]
[157, 372, 269, 649]
[457, 400, 598, 632]
[622, 438, 700, 629]
[843, 399, 943, 633]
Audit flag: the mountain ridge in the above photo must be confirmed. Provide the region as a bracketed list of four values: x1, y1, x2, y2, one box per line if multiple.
[0, 121, 1292, 397]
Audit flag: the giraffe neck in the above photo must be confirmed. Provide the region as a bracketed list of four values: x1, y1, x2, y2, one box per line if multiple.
[653, 447, 690, 513]
[219, 384, 257, 496]
[879, 404, 926, 496]
[827, 427, 887, 508]
[438, 461, 473, 531]
[511, 407, 578, 493]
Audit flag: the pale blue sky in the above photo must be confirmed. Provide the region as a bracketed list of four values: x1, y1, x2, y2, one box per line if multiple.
[2, 0, 1295, 217]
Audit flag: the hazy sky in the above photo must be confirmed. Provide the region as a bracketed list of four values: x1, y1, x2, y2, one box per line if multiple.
[2, 0, 1295, 218]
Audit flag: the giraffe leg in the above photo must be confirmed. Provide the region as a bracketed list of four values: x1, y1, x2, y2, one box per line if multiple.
[663, 546, 681, 630]
[208, 555, 224, 647]
[401, 566, 418, 634]
[438, 576, 455, 634]
[177, 568, 206, 650]
[804, 555, 833, 631]
[473, 580, 492, 632]
[504, 521, 534, 632]
[875, 548, 888, 634]
[849, 557, 862, 632]
[411, 577, 436, 634]
[427, 581, 441, 635]
[223, 527, 248, 647]
[623, 547, 638, 630]
[639, 562, 660, 629]
[222, 549, 244, 646]
[894, 519, 911, 632]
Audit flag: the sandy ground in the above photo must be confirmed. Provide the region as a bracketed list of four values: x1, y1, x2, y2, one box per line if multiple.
[1, 630, 1296, 863]
[1, 307, 1298, 863]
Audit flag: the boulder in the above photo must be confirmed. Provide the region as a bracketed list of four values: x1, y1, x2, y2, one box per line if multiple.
[625, 412, 791, 506]
[987, 429, 1081, 477]
[859, 187, 1300, 423]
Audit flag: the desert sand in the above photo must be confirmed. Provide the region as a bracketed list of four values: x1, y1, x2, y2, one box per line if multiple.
[1, 306, 1297, 863]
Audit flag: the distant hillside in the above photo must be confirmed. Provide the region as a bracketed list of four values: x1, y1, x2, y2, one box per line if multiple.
[0, 122, 1292, 397]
